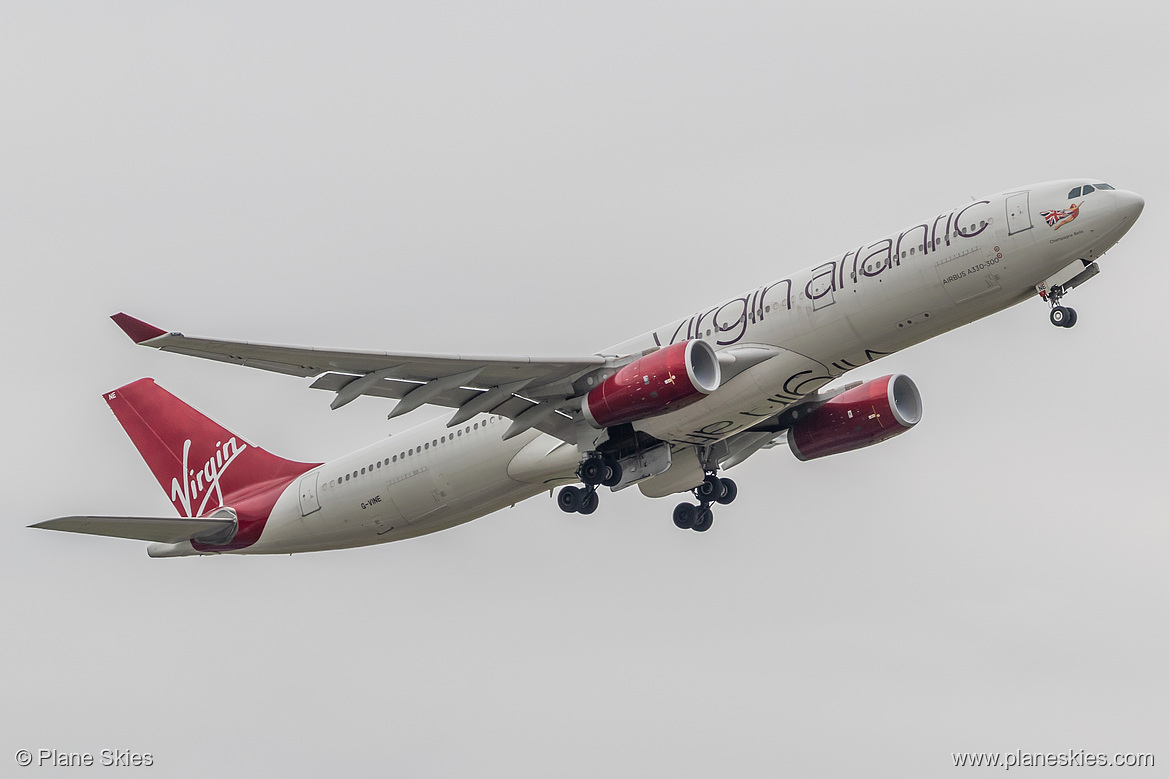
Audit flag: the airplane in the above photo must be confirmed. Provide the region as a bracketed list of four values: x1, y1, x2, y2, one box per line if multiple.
[32, 179, 1144, 556]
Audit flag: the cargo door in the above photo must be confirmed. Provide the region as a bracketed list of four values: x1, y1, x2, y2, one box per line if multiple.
[386, 463, 445, 524]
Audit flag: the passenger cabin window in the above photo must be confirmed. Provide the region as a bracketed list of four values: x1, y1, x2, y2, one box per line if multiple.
[1068, 186, 1082, 198]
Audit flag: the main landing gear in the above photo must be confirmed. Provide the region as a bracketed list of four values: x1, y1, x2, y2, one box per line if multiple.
[672, 473, 737, 533]
[1041, 284, 1077, 328]
[557, 455, 739, 535]
[557, 453, 622, 516]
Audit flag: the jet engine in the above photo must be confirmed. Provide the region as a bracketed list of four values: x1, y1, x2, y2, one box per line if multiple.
[582, 340, 721, 428]
[788, 374, 922, 461]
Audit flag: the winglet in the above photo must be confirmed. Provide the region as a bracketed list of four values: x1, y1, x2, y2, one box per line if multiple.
[110, 313, 168, 343]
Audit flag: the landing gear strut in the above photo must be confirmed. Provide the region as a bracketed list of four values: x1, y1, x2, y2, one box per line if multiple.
[673, 473, 737, 532]
[557, 453, 622, 515]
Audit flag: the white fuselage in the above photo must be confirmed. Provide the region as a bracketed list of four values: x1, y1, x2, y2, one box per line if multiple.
[234, 179, 1141, 554]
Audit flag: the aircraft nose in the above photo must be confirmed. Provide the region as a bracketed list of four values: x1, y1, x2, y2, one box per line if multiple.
[1115, 190, 1145, 221]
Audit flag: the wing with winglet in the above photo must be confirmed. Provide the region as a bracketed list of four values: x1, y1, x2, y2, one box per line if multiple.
[110, 313, 610, 442]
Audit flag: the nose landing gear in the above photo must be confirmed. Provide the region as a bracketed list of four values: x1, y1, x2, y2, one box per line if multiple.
[1049, 304, 1077, 328]
[1039, 283, 1077, 328]
[1037, 261, 1104, 329]
[672, 473, 737, 532]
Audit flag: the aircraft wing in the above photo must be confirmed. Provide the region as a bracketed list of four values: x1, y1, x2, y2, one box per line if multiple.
[30, 515, 237, 544]
[111, 313, 609, 442]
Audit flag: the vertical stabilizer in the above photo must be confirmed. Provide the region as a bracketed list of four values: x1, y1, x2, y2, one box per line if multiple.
[105, 379, 317, 520]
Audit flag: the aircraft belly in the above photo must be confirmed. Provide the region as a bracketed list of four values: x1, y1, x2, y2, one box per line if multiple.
[440, 434, 532, 508]
[506, 433, 578, 485]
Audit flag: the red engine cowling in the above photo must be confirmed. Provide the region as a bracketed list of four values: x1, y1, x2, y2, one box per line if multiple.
[582, 340, 722, 428]
[788, 374, 922, 461]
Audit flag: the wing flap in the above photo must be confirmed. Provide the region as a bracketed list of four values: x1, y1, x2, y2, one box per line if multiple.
[30, 516, 237, 544]
[309, 373, 484, 408]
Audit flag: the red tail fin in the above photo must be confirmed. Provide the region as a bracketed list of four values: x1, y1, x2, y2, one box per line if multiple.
[105, 379, 317, 519]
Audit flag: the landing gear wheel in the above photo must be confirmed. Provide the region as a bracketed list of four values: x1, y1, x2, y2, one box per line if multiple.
[601, 459, 623, 488]
[557, 485, 583, 513]
[1050, 306, 1070, 327]
[715, 477, 738, 505]
[579, 459, 604, 486]
[692, 507, 714, 532]
[1062, 307, 1078, 328]
[673, 503, 697, 529]
[697, 474, 725, 501]
[578, 490, 599, 515]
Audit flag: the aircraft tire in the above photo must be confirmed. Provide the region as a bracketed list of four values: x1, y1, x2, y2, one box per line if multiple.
[1050, 306, 1069, 327]
[715, 478, 738, 505]
[673, 503, 697, 529]
[1062, 307, 1078, 328]
[579, 490, 599, 515]
[601, 460, 623, 488]
[697, 474, 725, 500]
[693, 508, 714, 532]
[579, 459, 604, 485]
[558, 485, 583, 513]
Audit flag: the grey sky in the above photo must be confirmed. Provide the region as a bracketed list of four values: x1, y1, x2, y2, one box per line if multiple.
[3, 2, 1166, 776]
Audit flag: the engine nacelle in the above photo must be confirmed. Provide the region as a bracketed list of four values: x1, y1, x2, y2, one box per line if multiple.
[582, 340, 721, 428]
[788, 374, 922, 461]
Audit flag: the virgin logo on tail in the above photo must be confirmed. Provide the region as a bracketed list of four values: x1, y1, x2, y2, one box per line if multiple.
[171, 437, 247, 517]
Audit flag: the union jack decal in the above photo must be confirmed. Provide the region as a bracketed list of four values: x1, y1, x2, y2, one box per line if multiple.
[1041, 202, 1081, 230]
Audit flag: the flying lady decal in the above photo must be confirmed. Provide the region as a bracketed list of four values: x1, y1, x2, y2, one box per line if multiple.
[1041, 202, 1081, 230]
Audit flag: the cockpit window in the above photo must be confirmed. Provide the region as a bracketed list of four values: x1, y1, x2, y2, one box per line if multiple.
[1069, 183, 1116, 198]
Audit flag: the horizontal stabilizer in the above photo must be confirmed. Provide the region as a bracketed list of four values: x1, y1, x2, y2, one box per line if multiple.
[30, 515, 237, 544]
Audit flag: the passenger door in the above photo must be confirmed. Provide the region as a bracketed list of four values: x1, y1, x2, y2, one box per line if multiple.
[1005, 191, 1033, 235]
